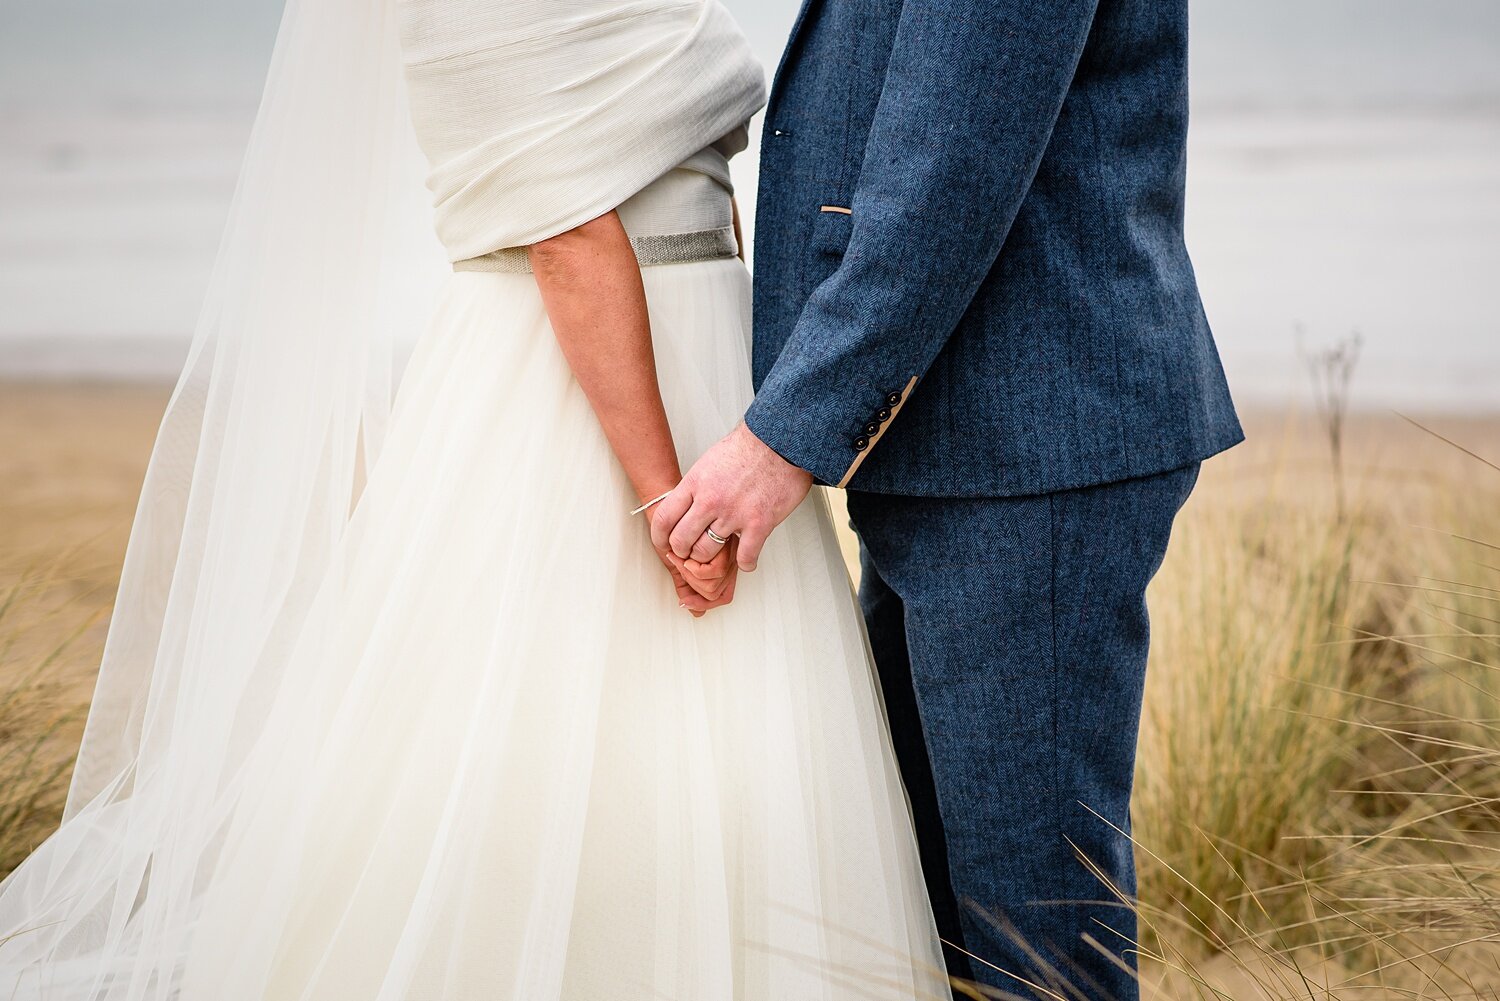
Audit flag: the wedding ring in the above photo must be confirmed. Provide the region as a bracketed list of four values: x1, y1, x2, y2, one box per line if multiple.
[705, 527, 729, 546]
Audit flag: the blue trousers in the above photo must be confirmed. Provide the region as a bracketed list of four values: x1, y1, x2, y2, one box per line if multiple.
[846, 463, 1200, 1001]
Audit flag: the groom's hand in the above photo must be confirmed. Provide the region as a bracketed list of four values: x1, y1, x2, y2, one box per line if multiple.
[651, 421, 813, 572]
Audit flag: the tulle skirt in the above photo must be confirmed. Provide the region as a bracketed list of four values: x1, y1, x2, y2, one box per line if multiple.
[0, 260, 947, 999]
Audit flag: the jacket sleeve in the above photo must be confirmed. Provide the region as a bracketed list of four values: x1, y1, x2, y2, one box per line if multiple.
[743, 0, 1100, 488]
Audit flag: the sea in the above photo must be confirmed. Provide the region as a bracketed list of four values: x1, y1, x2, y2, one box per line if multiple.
[1, 0, 1497, 411]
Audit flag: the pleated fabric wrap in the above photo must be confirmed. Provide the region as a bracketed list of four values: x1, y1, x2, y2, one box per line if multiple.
[398, 0, 767, 259]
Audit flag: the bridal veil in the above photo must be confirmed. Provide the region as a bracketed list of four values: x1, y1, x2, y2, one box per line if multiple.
[0, 0, 762, 991]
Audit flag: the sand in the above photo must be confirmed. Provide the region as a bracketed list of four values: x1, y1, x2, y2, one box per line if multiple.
[1, 382, 171, 706]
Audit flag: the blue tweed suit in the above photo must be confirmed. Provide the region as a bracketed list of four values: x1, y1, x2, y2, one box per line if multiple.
[744, 0, 1243, 996]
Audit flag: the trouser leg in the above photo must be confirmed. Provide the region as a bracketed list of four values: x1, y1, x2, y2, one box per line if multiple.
[857, 545, 973, 982]
[847, 463, 1199, 1000]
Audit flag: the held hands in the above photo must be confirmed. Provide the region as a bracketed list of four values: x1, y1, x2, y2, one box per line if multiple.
[651, 421, 813, 574]
[645, 421, 811, 616]
[655, 538, 739, 618]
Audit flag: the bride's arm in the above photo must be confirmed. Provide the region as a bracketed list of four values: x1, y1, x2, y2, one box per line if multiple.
[529, 211, 681, 507]
[528, 210, 736, 612]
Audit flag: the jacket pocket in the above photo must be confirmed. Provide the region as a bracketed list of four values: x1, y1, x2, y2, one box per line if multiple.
[811, 204, 853, 259]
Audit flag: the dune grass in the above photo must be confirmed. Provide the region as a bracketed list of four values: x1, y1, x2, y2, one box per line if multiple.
[1127, 415, 1500, 999]
[0, 564, 94, 874]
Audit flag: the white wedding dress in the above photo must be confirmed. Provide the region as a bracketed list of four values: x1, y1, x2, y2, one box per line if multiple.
[0, 2, 948, 999]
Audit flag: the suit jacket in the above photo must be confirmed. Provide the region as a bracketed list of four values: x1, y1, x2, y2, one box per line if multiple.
[744, 0, 1243, 495]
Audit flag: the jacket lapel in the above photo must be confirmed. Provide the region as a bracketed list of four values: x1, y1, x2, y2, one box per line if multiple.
[767, 0, 828, 116]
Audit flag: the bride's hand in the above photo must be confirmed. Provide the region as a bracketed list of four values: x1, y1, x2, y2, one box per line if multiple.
[680, 537, 738, 606]
[654, 544, 736, 617]
[655, 548, 708, 617]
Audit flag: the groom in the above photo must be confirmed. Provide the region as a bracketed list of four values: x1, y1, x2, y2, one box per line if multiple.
[654, 0, 1241, 996]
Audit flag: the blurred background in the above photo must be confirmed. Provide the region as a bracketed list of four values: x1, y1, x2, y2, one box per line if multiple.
[1, 0, 1497, 405]
[2, 3, 1499, 998]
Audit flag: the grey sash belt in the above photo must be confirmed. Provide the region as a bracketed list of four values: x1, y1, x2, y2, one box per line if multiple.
[453, 226, 739, 273]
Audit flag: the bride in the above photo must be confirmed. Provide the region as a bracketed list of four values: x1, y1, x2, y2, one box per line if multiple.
[0, 1, 949, 998]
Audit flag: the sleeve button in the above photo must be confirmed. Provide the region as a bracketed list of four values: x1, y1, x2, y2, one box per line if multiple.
[863, 421, 880, 436]
[876, 407, 892, 422]
[885, 391, 902, 406]
[853, 435, 870, 451]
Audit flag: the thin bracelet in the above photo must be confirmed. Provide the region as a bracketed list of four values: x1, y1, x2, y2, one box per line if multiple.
[630, 490, 673, 516]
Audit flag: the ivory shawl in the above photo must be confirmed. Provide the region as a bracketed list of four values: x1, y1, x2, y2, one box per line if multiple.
[398, 0, 767, 260]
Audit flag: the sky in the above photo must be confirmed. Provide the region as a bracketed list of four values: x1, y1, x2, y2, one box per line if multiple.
[4, 0, 1496, 109]
[1, 0, 1498, 409]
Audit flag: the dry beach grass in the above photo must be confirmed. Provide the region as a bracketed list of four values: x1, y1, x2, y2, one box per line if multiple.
[1129, 411, 1500, 999]
[1, 380, 1497, 998]
[0, 382, 168, 874]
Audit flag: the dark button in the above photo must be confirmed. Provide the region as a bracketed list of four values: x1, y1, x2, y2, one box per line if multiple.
[885, 391, 902, 406]
[876, 408, 892, 422]
[853, 436, 870, 452]
[863, 421, 880, 436]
